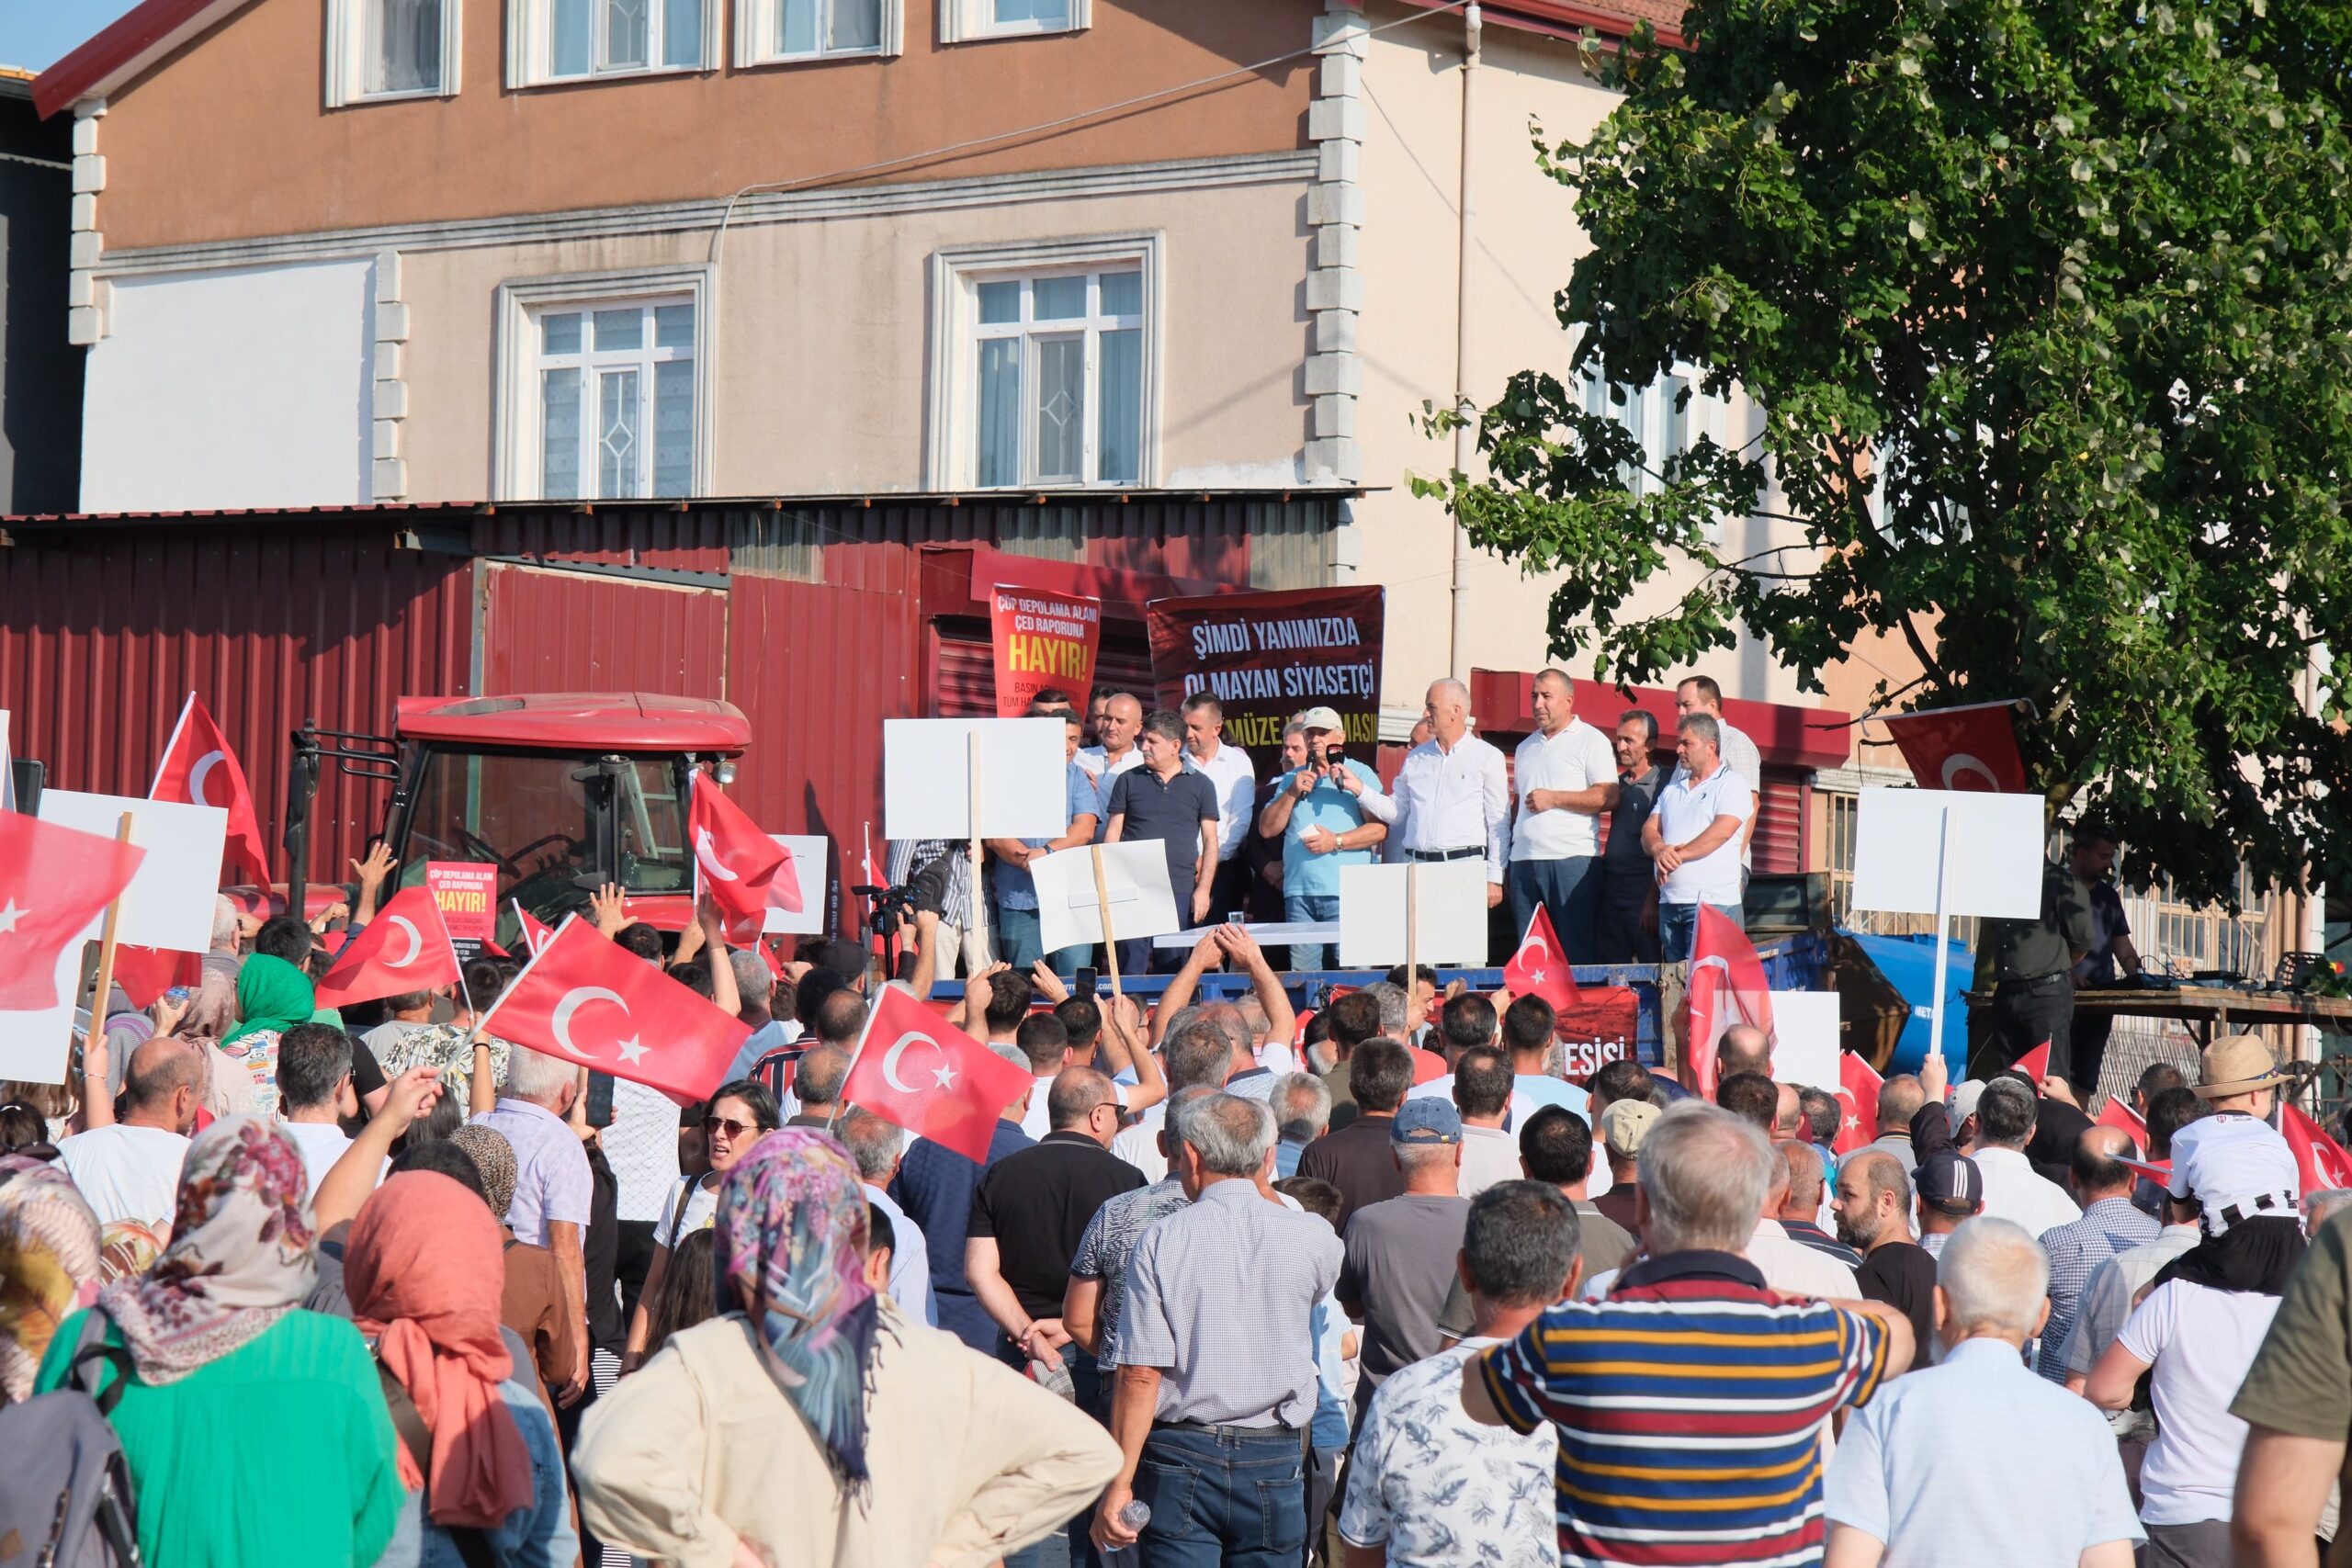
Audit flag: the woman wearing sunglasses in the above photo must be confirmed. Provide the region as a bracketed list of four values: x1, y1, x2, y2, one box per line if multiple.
[622, 1078, 779, 1373]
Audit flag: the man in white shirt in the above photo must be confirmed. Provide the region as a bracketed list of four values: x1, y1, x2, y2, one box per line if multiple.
[274, 1021, 368, 1199]
[1750, 1146, 1862, 1297]
[1388, 678, 1510, 912]
[840, 1107, 937, 1325]
[1969, 1077, 2082, 1236]
[1076, 690, 1146, 826]
[1673, 674, 1764, 875]
[1510, 668, 1621, 964]
[1643, 712, 1754, 961]
[1178, 692, 1258, 925]
[55, 1034, 199, 1228]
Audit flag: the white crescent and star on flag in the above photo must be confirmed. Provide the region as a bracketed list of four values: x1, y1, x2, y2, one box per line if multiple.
[1939, 753, 1999, 790]
[383, 915, 423, 968]
[694, 828, 740, 883]
[552, 985, 648, 1065]
[0, 899, 24, 936]
[187, 750, 228, 808]
[880, 1029, 960, 1093]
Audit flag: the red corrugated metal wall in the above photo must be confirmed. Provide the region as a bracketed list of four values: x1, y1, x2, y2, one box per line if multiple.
[0, 519, 473, 885]
[478, 564, 729, 698]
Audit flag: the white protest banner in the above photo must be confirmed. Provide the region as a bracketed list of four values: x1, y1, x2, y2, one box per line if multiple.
[1768, 991, 1843, 1093]
[762, 834, 830, 936]
[1033, 840, 1181, 956]
[1337, 860, 1487, 967]
[37, 790, 229, 952]
[881, 717, 1068, 840]
[0, 942, 91, 1084]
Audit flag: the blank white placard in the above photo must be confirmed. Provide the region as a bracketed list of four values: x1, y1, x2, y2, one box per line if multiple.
[1337, 861, 1489, 967]
[883, 718, 1069, 840]
[1768, 991, 1842, 1092]
[761, 835, 830, 936]
[0, 941, 90, 1085]
[1034, 840, 1181, 954]
[37, 790, 230, 952]
[1849, 788, 2045, 920]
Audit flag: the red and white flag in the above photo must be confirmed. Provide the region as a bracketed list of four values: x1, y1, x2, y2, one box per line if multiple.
[2012, 1041, 2052, 1083]
[2284, 1103, 2352, 1195]
[314, 886, 461, 1008]
[2094, 1094, 2148, 1146]
[688, 773, 786, 928]
[1882, 701, 2030, 794]
[1503, 904, 1581, 1012]
[151, 693, 272, 882]
[842, 982, 1033, 1164]
[1684, 903, 1775, 1097]
[0, 812, 147, 1010]
[112, 945, 202, 1010]
[1833, 1051, 1883, 1156]
[770, 841, 805, 916]
[511, 900, 556, 958]
[479, 915, 751, 1103]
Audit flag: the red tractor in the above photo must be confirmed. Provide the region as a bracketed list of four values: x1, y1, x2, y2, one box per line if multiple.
[278, 693, 752, 944]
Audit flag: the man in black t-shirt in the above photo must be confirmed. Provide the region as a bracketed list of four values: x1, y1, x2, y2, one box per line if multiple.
[1599, 709, 1668, 963]
[1834, 1148, 1939, 1366]
[1105, 709, 1222, 976]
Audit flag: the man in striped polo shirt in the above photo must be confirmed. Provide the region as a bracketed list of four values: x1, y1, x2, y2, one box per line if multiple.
[1462, 1100, 1916, 1566]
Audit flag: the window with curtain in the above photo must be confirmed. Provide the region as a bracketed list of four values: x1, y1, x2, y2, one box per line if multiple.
[969, 267, 1145, 488]
[546, 0, 705, 76]
[368, 0, 446, 93]
[943, 0, 1079, 37]
[532, 299, 696, 500]
[746, 0, 887, 60]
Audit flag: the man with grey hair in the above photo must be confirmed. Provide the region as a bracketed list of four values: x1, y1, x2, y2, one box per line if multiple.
[1971, 1076, 2081, 1235]
[1857, 1073, 1927, 1173]
[1092, 1093, 1343, 1560]
[1464, 1101, 1912, 1562]
[204, 891, 245, 982]
[1110, 1014, 1242, 1174]
[1339, 1099, 1471, 1421]
[1272, 1070, 1331, 1178]
[838, 1107, 933, 1326]
[1644, 710, 1752, 961]
[1826, 1218, 2142, 1566]
[1066, 1086, 1216, 1404]
[473, 1043, 592, 1404]
[1388, 677, 1510, 913]
[783, 1043, 852, 1129]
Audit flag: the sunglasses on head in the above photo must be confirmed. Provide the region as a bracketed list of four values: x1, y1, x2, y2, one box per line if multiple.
[703, 1115, 756, 1139]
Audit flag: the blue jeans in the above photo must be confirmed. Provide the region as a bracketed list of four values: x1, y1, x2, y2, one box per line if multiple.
[997, 901, 1087, 976]
[1283, 893, 1340, 971]
[1135, 1426, 1306, 1568]
[1659, 900, 1742, 963]
[1507, 854, 1602, 963]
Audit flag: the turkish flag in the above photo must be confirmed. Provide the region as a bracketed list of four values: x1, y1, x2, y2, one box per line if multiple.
[0, 812, 147, 1010]
[2095, 1095, 2148, 1147]
[511, 900, 556, 958]
[1834, 1051, 1883, 1156]
[842, 982, 1033, 1164]
[2283, 1103, 2352, 1195]
[479, 915, 751, 1103]
[1684, 904, 1775, 1098]
[314, 886, 461, 1008]
[689, 773, 786, 928]
[770, 841, 805, 916]
[151, 693, 271, 882]
[113, 945, 202, 1010]
[1882, 703, 2030, 794]
[1504, 904, 1581, 1011]
[2012, 1042, 2052, 1083]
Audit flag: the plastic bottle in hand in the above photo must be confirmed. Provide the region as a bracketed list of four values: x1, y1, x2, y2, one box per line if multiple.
[1103, 1499, 1151, 1567]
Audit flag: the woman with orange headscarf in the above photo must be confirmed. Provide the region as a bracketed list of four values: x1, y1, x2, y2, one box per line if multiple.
[350, 1168, 579, 1568]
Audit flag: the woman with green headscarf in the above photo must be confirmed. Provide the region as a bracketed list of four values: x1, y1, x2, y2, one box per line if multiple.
[572, 1128, 1117, 1567]
[220, 953, 314, 1122]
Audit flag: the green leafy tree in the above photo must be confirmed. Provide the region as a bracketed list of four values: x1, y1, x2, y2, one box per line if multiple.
[1417, 0, 2352, 904]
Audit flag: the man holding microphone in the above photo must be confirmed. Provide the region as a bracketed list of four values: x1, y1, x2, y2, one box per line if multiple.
[1257, 705, 1395, 971]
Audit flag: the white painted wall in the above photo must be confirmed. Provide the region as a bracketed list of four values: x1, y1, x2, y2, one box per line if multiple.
[81, 258, 376, 512]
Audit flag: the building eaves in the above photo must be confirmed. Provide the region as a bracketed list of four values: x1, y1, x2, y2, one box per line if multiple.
[32, 0, 255, 119]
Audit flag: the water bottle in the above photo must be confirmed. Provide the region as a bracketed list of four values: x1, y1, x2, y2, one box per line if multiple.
[1102, 1499, 1150, 1567]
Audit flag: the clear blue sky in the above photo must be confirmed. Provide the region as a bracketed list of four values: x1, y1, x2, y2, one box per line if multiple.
[1, 1, 144, 73]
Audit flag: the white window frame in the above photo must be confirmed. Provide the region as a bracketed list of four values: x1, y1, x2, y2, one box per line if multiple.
[493, 267, 717, 502]
[925, 234, 1162, 491]
[1582, 358, 1734, 541]
[325, 0, 465, 107]
[938, 0, 1091, 45]
[734, 0, 905, 66]
[506, 0, 718, 87]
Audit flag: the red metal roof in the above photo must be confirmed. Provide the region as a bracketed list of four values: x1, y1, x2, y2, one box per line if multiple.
[32, 0, 253, 118]
[393, 693, 753, 753]
[1471, 668, 1852, 771]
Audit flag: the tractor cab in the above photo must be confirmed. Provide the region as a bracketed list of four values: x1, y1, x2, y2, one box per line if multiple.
[284, 693, 752, 943]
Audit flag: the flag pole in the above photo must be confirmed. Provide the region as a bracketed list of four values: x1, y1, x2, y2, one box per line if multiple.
[83, 812, 138, 1078]
[1091, 845, 1122, 998]
[1928, 803, 1954, 1084]
[967, 731, 989, 967]
[1405, 860, 1419, 997]
[827, 977, 896, 1135]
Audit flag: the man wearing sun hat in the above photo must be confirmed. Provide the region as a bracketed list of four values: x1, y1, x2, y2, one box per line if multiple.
[1257, 705, 1395, 971]
[2190, 1032, 2290, 1117]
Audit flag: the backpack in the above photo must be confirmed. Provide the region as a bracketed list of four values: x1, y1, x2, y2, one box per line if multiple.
[0, 1311, 141, 1566]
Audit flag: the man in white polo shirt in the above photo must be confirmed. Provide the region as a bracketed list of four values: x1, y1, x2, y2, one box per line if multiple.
[1509, 668, 1621, 964]
[1644, 711, 1752, 962]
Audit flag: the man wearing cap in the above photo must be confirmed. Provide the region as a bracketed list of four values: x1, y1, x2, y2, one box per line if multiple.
[1508, 668, 1621, 964]
[1256, 705, 1393, 972]
[1593, 1098, 1658, 1235]
[1338, 1097, 1471, 1423]
[1910, 1092, 1987, 1258]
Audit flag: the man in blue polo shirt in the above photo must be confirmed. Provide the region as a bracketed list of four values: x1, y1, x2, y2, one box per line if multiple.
[1105, 709, 1222, 975]
[1255, 705, 1395, 971]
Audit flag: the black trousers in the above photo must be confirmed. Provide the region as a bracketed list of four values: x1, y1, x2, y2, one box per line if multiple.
[1595, 896, 1659, 964]
[1970, 973, 2074, 1083]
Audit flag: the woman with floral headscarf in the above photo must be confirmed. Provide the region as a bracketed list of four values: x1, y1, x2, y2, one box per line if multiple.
[573, 1127, 1118, 1567]
[32, 1116, 404, 1567]
[0, 1156, 103, 1403]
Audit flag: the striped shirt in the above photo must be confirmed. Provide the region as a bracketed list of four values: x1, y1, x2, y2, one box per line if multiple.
[1477, 1251, 1894, 1567]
